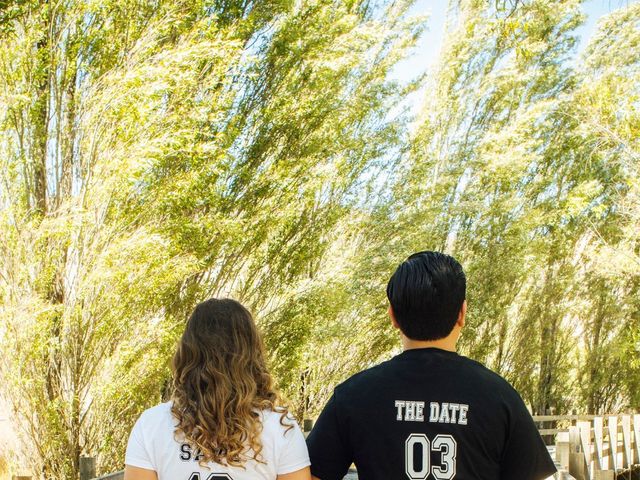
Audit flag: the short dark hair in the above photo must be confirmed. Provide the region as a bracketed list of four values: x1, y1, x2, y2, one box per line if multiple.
[386, 251, 466, 341]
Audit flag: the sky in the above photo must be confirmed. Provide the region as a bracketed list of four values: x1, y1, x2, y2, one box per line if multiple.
[390, 0, 639, 117]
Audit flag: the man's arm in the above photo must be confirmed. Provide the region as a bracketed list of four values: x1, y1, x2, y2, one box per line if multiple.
[306, 391, 353, 480]
[500, 391, 557, 480]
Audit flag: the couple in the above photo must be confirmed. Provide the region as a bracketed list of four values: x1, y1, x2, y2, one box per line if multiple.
[124, 251, 557, 480]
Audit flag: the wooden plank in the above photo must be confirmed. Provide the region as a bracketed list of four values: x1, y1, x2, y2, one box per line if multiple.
[578, 421, 592, 479]
[621, 414, 632, 468]
[570, 452, 587, 480]
[595, 417, 615, 480]
[594, 470, 615, 480]
[533, 415, 596, 422]
[634, 414, 640, 468]
[594, 416, 605, 470]
[607, 416, 618, 471]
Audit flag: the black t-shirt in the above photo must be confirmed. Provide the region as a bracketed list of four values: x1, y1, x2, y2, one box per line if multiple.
[306, 348, 556, 480]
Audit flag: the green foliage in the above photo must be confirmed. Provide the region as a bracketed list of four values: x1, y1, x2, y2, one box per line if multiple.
[0, 0, 638, 477]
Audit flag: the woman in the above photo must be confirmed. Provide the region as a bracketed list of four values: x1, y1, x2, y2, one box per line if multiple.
[124, 298, 311, 480]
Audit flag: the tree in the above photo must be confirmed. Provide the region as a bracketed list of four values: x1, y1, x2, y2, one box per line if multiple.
[0, 0, 423, 476]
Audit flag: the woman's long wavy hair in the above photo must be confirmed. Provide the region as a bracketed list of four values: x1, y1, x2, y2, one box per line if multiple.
[171, 298, 288, 467]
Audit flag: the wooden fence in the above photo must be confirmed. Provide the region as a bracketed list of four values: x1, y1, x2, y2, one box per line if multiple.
[532, 414, 640, 480]
[9, 457, 122, 480]
[11, 414, 639, 480]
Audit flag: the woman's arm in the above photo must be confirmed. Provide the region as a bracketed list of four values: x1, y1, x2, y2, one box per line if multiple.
[277, 466, 312, 480]
[123, 465, 158, 480]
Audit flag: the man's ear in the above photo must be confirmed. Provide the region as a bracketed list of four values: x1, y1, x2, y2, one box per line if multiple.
[389, 305, 400, 329]
[457, 300, 467, 328]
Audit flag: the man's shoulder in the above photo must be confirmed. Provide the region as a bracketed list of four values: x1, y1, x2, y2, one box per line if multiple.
[458, 356, 526, 408]
[333, 358, 396, 395]
[334, 353, 520, 402]
[462, 356, 511, 382]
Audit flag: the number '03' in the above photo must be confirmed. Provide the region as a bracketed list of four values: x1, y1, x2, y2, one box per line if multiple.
[405, 433, 457, 480]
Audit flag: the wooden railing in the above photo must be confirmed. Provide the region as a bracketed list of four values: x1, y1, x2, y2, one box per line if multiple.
[10, 457, 106, 480]
[533, 414, 598, 436]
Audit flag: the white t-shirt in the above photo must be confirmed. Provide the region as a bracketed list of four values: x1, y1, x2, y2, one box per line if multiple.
[125, 402, 310, 480]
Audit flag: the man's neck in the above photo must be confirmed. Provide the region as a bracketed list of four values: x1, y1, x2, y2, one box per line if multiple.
[401, 335, 457, 353]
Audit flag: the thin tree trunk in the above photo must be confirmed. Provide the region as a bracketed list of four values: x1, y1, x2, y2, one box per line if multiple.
[31, 24, 51, 216]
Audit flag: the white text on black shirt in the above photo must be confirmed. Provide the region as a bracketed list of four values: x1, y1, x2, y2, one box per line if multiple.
[394, 400, 468, 425]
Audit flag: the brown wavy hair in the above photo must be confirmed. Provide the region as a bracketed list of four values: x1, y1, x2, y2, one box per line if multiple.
[171, 298, 289, 467]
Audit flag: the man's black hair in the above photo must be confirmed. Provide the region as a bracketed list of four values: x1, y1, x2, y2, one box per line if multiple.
[386, 251, 466, 341]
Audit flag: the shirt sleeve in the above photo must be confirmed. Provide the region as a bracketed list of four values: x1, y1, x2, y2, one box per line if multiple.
[500, 392, 557, 480]
[125, 412, 156, 471]
[306, 391, 353, 480]
[276, 416, 311, 475]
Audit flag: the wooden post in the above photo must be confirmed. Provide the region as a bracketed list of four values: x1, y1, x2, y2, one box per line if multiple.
[79, 456, 96, 480]
[569, 425, 586, 480]
[590, 416, 616, 480]
[578, 420, 592, 480]
[542, 408, 553, 446]
[556, 430, 571, 470]
[621, 414, 632, 468]
[303, 419, 314, 433]
[607, 416, 618, 471]
[634, 414, 640, 467]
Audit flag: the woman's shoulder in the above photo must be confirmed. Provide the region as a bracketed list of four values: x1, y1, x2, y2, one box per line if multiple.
[136, 401, 173, 426]
[259, 408, 301, 437]
[258, 409, 310, 473]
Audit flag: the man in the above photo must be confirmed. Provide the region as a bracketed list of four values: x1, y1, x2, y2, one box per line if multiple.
[306, 251, 556, 480]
